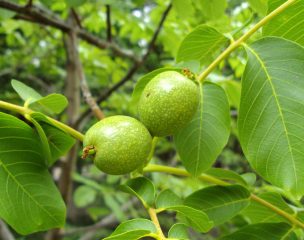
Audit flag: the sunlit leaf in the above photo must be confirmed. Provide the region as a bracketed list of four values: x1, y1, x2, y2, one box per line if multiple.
[238, 37, 304, 197]
[185, 185, 250, 225]
[177, 25, 228, 64]
[263, 0, 304, 46]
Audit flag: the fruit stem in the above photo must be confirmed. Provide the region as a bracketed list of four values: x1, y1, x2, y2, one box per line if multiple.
[147, 137, 159, 164]
[148, 207, 166, 240]
[0, 100, 84, 141]
[197, 0, 297, 83]
[82, 146, 96, 159]
[143, 164, 304, 229]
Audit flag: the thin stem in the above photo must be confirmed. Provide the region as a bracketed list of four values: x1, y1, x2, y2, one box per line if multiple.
[143, 164, 304, 229]
[148, 208, 166, 240]
[250, 194, 304, 229]
[146, 137, 159, 165]
[0, 100, 84, 141]
[144, 164, 229, 186]
[105, 4, 112, 42]
[198, 0, 297, 82]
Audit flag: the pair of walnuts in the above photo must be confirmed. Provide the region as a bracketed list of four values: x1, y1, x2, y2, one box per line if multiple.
[83, 71, 199, 175]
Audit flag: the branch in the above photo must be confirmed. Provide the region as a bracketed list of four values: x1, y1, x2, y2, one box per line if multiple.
[71, 8, 82, 28]
[143, 164, 304, 229]
[106, 4, 112, 42]
[79, 58, 105, 120]
[197, 0, 297, 82]
[0, 100, 84, 141]
[0, 0, 138, 62]
[73, 63, 140, 128]
[74, 3, 172, 127]
[142, 3, 172, 61]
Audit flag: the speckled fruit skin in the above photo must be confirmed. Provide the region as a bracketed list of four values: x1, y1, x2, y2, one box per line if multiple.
[83, 116, 152, 175]
[138, 71, 199, 137]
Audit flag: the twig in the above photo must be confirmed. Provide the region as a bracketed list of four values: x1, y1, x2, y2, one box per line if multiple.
[74, 3, 172, 128]
[0, 0, 138, 62]
[106, 4, 112, 42]
[74, 63, 139, 127]
[71, 8, 82, 28]
[79, 66, 105, 120]
[148, 208, 166, 240]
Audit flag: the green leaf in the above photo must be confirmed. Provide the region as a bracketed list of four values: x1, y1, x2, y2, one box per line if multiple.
[248, 0, 268, 16]
[40, 122, 75, 165]
[0, 112, 65, 235]
[65, 0, 86, 7]
[241, 173, 256, 186]
[11, 80, 68, 114]
[199, 0, 227, 20]
[205, 168, 247, 186]
[11, 79, 42, 104]
[263, 0, 304, 46]
[168, 205, 213, 232]
[220, 222, 294, 240]
[168, 223, 189, 240]
[238, 37, 304, 197]
[103, 218, 157, 240]
[172, 0, 194, 18]
[30, 113, 75, 165]
[119, 177, 155, 207]
[217, 80, 241, 109]
[176, 25, 228, 64]
[174, 82, 231, 176]
[184, 185, 250, 225]
[131, 68, 181, 105]
[156, 189, 183, 209]
[0, 9, 16, 21]
[154, 191, 212, 232]
[242, 192, 295, 224]
[73, 185, 97, 208]
[30, 93, 68, 114]
[29, 117, 52, 166]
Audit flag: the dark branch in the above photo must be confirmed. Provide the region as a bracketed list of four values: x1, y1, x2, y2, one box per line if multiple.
[0, 0, 139, 62]
[25, 0, 32, 8]
[73, 63, 140, 127]
[71, 8, 82, 28]
[106, 5, 112, 42]
[74, 3, 172, 128]
[142, 3, 172, 61]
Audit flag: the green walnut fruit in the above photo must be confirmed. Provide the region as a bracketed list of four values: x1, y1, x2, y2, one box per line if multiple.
[83, 115, 152, 175]
[138, 71, 199, 137]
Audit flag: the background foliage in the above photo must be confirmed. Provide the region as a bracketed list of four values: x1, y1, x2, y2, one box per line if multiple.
[0, 0, 304, 239]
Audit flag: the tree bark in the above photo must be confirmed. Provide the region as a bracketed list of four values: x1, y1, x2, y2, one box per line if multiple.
[45, 10, 81, 240]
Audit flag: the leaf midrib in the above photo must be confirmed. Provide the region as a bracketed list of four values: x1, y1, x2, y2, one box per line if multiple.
[246, 45, 298, 191]
[195, 84, 204, 176]
[0, 158, 60, 225]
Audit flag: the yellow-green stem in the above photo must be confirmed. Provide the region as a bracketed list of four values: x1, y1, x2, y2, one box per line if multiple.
[148, 208, 166, 240]
[198, 0, 297, 82]
[144, 164, 304, 229]
[0, 100, 84, 141]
